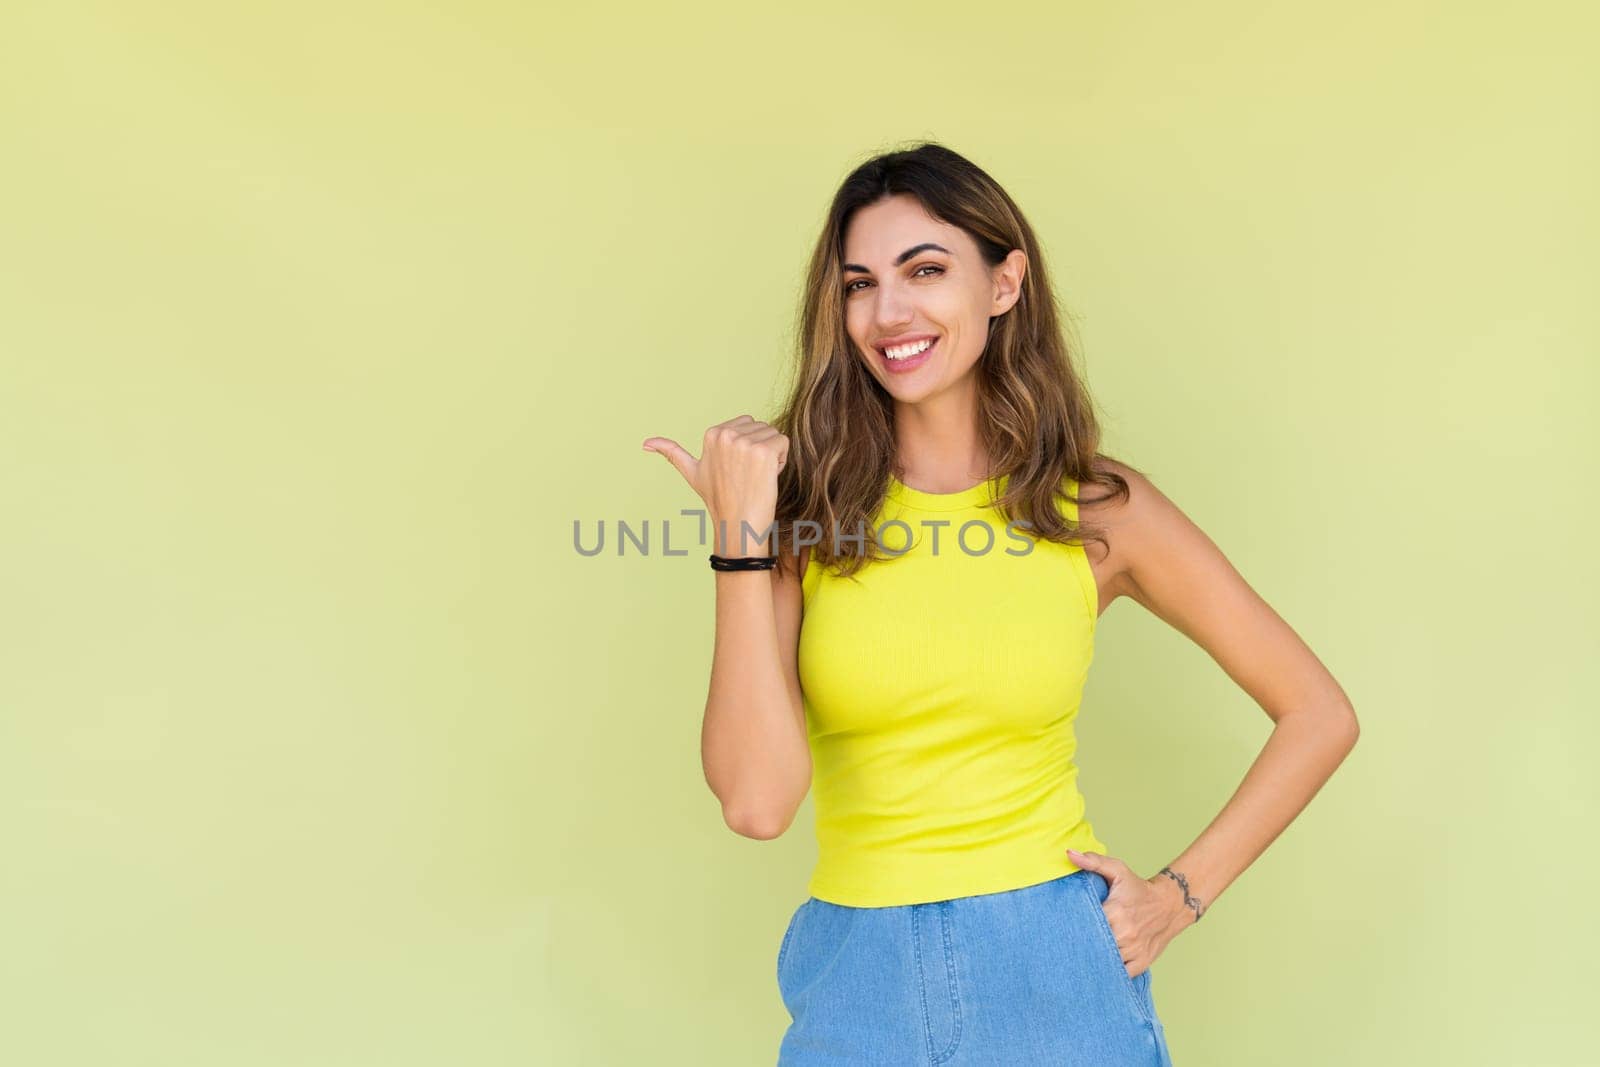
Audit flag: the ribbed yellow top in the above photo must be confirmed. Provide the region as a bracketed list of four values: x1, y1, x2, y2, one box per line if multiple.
[797, 472, 1107, 907]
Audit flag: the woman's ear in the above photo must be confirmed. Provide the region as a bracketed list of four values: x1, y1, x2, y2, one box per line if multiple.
[990, 248, 1027, 316]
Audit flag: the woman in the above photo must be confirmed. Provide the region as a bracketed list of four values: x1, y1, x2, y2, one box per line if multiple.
[643, 142, 1359, 1065]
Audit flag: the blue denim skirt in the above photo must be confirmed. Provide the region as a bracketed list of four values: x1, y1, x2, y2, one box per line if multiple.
[776, 870, 1174, 1065]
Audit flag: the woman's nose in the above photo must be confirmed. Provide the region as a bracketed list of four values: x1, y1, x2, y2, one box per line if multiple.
[873, 286, 913, 329]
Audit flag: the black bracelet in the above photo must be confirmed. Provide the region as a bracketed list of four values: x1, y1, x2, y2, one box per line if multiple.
[1158, 866, 1205, 923]
[709, 554, 777, 572]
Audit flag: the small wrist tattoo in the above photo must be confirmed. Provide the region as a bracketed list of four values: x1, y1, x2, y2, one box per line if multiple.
[1158, 866, 1206, 924]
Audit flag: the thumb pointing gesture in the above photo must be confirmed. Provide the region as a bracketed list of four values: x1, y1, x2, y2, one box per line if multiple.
[642, 436, 699, 486]
[644, 417, 788, 557]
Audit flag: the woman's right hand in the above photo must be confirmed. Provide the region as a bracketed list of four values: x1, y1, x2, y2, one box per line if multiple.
[642, 415, 789, 557]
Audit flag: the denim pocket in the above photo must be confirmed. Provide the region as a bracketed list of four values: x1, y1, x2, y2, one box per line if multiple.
[1077, 872, 1155, 1027]
[776, 898, 810, 996]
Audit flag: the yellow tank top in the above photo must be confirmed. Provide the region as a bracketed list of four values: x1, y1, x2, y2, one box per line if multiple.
[797, 471, 1108, 907]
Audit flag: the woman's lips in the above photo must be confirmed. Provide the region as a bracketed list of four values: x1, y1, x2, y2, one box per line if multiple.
[880, 336, 936, 374]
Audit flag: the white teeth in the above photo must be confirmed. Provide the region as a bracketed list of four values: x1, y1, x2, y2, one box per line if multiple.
[884, 338, 934, 360]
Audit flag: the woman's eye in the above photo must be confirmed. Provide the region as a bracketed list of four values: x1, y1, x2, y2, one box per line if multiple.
[845, 264, 944, 294]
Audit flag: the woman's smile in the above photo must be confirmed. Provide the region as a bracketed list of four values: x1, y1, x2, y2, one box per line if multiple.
[877, 335, 938, 374]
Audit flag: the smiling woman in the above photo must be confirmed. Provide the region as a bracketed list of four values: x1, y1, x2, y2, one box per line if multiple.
[846, 239, 977, 375]
[642, 140, 1358, 1065]
[765, 146, 1103, 569]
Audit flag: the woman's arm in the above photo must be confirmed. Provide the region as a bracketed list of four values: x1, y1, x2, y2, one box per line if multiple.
[644, 419, 812, 840]
[700, 542, 811, 839]
[1078, 459, 1359, 964]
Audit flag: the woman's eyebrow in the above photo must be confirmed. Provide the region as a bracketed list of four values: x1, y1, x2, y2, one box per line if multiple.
[842, 242, 951, 274]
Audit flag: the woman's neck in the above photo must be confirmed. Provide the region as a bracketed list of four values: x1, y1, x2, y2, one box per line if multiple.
[892, 390, 989, 493]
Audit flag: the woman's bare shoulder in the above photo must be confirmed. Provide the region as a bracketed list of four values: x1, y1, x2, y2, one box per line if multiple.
[1076, 456, 1143, 527]
[1075, 456, 1156, 601]
[1078, 456, 1235, 605]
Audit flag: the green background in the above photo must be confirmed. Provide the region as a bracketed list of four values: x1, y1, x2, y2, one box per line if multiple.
[2, 2, 1595, 1063]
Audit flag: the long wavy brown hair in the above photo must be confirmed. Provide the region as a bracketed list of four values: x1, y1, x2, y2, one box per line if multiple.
[771, 141, 1136, 582]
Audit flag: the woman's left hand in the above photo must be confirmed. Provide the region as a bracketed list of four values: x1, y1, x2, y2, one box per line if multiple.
[1067, 848, 1194, 978]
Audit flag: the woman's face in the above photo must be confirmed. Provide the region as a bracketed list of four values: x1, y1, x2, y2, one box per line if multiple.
[841, 194, 1025, 404]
